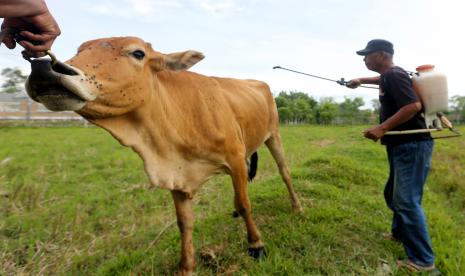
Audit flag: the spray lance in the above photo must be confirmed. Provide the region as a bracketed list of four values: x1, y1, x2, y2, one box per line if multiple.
[273, 66, 378, 89]
[273, 65, 461, 139]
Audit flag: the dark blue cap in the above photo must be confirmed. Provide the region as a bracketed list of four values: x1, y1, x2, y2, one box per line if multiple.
[356, 39, 394, 55]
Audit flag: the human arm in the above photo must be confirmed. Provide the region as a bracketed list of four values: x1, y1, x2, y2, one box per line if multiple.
[1, 0, 60, 57]
[0, 0, 48, 17]
[363, 101, 422, 142]
[346, 76, 380, 88]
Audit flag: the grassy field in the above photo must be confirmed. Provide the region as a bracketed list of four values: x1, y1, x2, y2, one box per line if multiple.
[1, 124, 464, 275]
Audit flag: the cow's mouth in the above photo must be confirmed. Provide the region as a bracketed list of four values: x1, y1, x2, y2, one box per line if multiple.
[33, 84, 86, 112]
[26, 59, 96, 111]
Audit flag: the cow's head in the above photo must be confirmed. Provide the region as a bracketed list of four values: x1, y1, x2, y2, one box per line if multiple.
[26, 37, 204, 118]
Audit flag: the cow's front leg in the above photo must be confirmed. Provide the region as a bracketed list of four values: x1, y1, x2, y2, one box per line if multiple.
[171, 190, 195, 276]
[230, 157, 266, 259]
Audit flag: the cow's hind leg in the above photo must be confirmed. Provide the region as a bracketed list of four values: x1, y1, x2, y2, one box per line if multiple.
[171, 190, 195, 276]
[265, 133, 302, 212]
[232, 152, 259, 218]
[229, 155, 266, 259]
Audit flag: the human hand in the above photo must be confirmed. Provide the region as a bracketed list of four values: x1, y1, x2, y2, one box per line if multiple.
[346, 79, 361, 89]
[363, 125, 386, 142]
[1, 9, 60, 58]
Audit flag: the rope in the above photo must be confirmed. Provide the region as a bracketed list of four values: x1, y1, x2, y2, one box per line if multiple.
[1, 27, 58, 65]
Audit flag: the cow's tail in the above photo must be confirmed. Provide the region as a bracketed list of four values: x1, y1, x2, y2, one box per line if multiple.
[233, 152, 259, 217]
[247, 152, 258, 181]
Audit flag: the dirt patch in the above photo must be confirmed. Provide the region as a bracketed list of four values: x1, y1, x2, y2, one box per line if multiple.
[314, 139, 336, 148]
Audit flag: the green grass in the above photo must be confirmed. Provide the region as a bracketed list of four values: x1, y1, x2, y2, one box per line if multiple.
[1, 124, 464, 275]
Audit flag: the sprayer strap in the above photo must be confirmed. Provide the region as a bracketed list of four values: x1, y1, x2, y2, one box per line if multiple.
[385, 129, 441, 135]
[385, 128, 462, 139]
[432, 133, 462, 140]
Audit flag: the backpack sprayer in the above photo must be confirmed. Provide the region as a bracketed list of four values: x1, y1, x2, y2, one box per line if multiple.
[273, 65, 462, 139]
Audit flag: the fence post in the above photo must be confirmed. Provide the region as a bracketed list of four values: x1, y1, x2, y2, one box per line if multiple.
[26, 98, 32, 120]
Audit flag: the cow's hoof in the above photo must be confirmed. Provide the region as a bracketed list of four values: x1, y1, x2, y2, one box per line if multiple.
[248, 246, 267, 259]
[292, 204, 303, 213]
[232, 210, 240, 218]
[176, 269, 194, 276]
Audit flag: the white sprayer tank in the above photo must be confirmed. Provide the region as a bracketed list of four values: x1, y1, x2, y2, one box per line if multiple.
[412, 64, 448, 128]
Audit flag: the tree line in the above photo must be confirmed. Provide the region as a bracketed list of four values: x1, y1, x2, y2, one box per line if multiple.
[275, 91, 376, 125]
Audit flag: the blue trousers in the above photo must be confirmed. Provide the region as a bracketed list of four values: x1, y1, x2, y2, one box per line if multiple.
[385, 140, 435, 266]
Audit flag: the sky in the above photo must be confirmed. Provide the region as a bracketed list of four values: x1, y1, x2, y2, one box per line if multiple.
[1, 0, 464, 109]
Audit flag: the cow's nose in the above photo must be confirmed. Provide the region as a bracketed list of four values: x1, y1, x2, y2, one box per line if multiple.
[29, 59, 61, 86]
[30, 58, 79, 79]
[27, 58, 81, 100]
[51, 60, 80, 76]
[27, 59, 80, 92]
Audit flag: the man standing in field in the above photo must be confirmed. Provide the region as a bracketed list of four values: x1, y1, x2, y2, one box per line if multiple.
[347, 39, 438, 273]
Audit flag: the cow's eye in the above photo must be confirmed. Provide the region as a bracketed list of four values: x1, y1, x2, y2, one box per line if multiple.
[131, 50, 145, 60]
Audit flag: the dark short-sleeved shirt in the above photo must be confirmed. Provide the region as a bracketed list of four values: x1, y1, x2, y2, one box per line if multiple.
[379, 66, 431, 145]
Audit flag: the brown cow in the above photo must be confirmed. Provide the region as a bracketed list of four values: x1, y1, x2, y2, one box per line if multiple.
[25, 37, 302, 275]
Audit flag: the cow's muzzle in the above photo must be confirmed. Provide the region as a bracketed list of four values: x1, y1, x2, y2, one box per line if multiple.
[26, 59, 95, 111]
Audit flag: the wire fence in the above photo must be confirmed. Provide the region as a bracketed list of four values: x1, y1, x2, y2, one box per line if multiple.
[0, 98, 86, 123]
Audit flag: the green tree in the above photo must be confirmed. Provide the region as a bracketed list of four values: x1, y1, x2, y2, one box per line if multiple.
[338, 97, 364, 124]
[274, 95, 289, 109]
[277, 106, 293, 123]
[316, 97, 338, 125]
[450, 95, 465, 124]
[1, 67, 27, 94]
[276, 91, 318, 123]
[294, 98, 311, 123]
[359, 109, 376, 124]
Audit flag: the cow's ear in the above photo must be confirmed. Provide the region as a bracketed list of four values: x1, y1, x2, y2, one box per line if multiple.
[164, 51, 205, 71]
[150, 50, 204, 72]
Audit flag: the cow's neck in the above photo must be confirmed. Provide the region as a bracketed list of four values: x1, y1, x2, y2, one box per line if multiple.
[88, 80, 178, 161]
[87, 77, 211, 193]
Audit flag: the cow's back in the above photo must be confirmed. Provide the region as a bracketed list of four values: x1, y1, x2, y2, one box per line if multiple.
[157, 71, 277, 157]
[215, 77, 278, 153]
